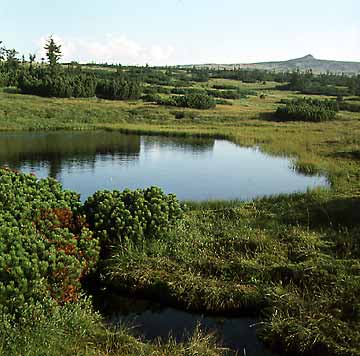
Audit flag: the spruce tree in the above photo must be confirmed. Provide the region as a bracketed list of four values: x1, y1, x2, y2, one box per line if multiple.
[45, 36, 62, 73]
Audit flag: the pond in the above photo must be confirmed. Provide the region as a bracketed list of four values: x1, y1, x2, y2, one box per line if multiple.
[0, 130, 328, 201]
[96, 293, 278, 356]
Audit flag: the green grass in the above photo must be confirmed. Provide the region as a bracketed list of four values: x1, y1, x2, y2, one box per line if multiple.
[0, 78, 360, 356]
[0, 298, 226, 356]
[104, 190, 360, 355]
[1, 85, 359, 195]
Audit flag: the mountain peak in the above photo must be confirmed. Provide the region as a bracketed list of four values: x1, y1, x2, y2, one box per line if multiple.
[302, 54, 315, 60]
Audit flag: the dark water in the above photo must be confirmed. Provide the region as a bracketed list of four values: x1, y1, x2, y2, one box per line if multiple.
[98, 294, 278, 356]
[0, 130, 328, 201]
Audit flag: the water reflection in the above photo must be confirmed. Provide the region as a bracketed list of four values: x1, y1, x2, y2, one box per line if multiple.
[0, 130, 327, 201]
[141, 135, 216, 155]
[0, 131, 143, 179]
[96, 294, 278, 356]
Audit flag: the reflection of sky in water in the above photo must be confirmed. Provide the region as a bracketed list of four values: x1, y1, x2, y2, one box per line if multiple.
[0, 131, 328, 201]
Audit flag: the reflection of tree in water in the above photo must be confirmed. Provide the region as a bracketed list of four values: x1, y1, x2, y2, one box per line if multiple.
[0, 131, 215, 180]
[141, 135, 215, 153]
[0, 131, 141, 179]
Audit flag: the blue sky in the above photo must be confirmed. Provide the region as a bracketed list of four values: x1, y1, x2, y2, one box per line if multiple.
[1, 0, 359, 65]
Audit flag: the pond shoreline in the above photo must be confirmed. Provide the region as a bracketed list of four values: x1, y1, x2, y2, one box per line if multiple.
[1, 89, 359, 356]
[91, 290, 278, 356]
[0, 130, 329, 202]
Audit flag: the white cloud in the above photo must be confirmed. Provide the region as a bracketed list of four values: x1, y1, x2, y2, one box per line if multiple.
[34, 27, 360, 66]
[35, 34, 176, 65]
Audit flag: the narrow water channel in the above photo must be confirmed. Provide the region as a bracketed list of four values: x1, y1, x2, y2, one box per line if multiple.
[96, 294, 279, 356]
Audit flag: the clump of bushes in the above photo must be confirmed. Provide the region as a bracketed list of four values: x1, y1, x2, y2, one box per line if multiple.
[17, 63, 141, 100]
[158, 93, 216, 110]
[178, 93, 216, 109]
[170, 87, 205, 95]
[0, 70, 20, 88]
[96, 78, 141, 100]
[191, 70, 209, 82]
[276, 98, 338, 122]
[174, 111, 186, 119]
[338, 101, 360, 112]
[279, 97, 339, 111]
[141, 93, 162, 103]
[212, 84, 238, 90]
[143, 85, 171, 95]
[83, 187, 183, 252]
[18, 71, 97, 98]
[277, 73, 352, 96]
[206, 89, 247, 100]
[0, 168, 99, 315]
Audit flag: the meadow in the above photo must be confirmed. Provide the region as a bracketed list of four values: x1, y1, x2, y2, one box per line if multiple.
[0, 71, 359, 356]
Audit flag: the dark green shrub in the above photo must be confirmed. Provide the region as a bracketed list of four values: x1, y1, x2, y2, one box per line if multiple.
[142, 86, 157, 95]
[212, 84, 238, 90]
[276, 98, 338, 122]
[143, 85, 171, 95]
[280, 97, 338, 111]
[174, 111, 186, 119]
[336, 95, 344, 103]
[143, 70, 172, 86]
[191, 70, 209, 82]
[0, 71, 19, 88]
[277, 71, 353, 96]
[96, 78, 141, 100]
[276, 105, 336, 122]
[18, 71, 97, 98]
[181, 93, 216, 109]
[170, 87, 205, 95]
[156, 93, 216, 110]
[0, 168, 99, 314]
[338, 101, 360, 112]
[141, 93, 162, 102]
[154, 86, 172, 94]
[83, 187, 183, 250]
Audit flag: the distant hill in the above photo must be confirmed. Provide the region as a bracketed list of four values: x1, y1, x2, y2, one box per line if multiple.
[182, 55, 360, 74]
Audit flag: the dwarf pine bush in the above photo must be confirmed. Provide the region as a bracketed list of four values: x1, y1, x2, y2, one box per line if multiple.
[83, 187, 183, 251]
[0, 168, 99, 314]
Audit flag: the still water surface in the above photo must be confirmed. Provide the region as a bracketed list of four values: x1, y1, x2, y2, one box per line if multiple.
[2, 130, 319, 354]
[98, 294, 278, 356]
[0, 130, 328, 200]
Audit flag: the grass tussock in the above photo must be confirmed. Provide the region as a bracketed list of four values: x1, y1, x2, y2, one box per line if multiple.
[0, 298, 227, 356]
[1, 79, 360, 356]
[104, 190, 360, 355]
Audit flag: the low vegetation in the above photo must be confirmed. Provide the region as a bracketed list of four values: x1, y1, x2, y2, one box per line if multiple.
[0, 297, 224, 356]
[0, 168, 225, 356]
[83, 187, 183, 256]
[0, 168, 99, 315]
[2, 166, 358, 355]
[0, 36, 360, 356]
[103, 191, 360, 356]
[158, 93, 217, 109]
[276, 97, 338, 122]
[277, 70, 360, 97]
[96, 78, 142, 100]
